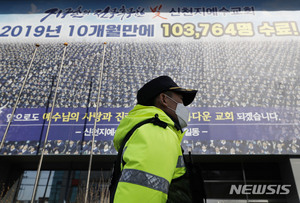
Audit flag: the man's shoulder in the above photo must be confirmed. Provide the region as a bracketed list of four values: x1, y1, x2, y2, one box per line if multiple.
[133, 121, 180, 142]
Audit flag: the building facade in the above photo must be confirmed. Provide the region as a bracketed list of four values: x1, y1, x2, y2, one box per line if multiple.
[0, 0, 300, 202]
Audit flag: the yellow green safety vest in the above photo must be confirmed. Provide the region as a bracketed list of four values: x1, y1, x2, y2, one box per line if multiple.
[113, 105, 187, 203]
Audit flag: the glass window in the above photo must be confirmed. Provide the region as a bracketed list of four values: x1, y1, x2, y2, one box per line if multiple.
[15, 170, 110, 203]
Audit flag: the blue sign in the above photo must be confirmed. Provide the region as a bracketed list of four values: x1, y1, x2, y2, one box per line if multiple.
[0, 107, 296, 141]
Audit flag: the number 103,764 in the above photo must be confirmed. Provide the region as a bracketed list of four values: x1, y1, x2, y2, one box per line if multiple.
[161, 22, 254, 39]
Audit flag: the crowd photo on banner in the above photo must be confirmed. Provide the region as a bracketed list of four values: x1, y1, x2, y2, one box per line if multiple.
[1, 40, 299, 155]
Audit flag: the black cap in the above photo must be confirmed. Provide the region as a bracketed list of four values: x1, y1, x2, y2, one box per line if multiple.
[137, 76, 197, 106]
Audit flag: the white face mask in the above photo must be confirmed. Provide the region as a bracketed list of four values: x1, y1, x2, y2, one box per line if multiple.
[165, 94, 190, 129]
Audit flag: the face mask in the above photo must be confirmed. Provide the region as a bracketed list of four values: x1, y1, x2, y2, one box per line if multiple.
[165, 94, 190, 128]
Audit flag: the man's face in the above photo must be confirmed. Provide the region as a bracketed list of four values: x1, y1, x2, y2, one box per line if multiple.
[164, 92, 184, 122]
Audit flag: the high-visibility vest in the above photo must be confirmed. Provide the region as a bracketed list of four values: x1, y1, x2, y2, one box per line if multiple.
[112, 105, 187, 203]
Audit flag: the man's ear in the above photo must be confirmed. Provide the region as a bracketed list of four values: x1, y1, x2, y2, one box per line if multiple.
[158, 93, 168, 108]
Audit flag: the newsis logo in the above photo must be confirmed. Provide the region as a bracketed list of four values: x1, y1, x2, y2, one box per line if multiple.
[230, 184, 291, 195]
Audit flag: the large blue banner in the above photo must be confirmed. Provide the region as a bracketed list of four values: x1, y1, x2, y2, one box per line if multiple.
[0, 107, 297, 141]
[0, 107, 299, 155]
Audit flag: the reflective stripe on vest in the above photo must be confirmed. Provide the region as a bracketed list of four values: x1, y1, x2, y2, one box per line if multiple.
[176, 156, 185, 168]
[119, 169, 169, 194]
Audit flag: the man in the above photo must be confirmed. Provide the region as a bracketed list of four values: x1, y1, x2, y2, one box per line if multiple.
[65, 140, 77, 154]
[82, 141, 91, 154]
[100, 142, 111, 154]
[216, 140, 231, 154]
[112, 76, 198, 203]
[53, 140, 65, 154]
[261, 141, 272, 154]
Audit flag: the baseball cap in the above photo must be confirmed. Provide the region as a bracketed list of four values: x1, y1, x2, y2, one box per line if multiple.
[137, 76, 197, 106]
